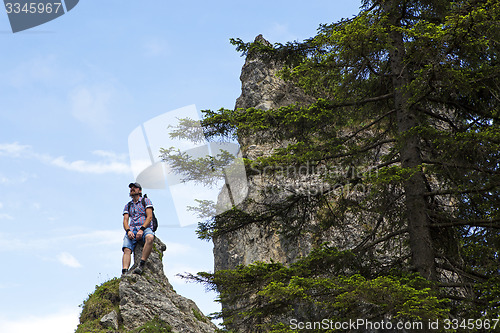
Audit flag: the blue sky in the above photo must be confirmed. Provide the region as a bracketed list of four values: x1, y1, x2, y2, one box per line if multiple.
[0, 1, 362, 332]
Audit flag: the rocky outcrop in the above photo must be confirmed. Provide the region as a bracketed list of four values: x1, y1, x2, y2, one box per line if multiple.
[214, 33, 327, 271]
[76, 237, 217, 333]
[235, 35, 314, 123]
[213, 35, 317, 274]
[119, 237, 217, 333]
[212, 36, 327, 332]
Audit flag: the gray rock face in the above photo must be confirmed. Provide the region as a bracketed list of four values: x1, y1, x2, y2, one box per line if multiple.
[214, 35, 317, 272]
[235, 35, 314, 120]
[212, 36, 324, 332]
[119, 237, 217, 333]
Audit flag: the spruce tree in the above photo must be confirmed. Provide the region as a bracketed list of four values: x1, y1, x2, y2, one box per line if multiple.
[166, 0, 500, 331]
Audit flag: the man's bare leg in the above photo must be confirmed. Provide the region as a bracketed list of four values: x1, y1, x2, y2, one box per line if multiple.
[122, 248, 132, 273]
[141, 234, 155, 261]
[133, 234, 155, 275]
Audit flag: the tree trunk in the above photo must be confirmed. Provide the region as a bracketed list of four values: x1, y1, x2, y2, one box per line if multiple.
[385, 1, 437, 281]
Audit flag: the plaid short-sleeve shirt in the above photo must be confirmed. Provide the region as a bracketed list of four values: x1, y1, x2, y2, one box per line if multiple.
[123, 196, 153, 232]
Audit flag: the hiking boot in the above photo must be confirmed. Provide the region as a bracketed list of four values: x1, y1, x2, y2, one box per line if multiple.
[133, 266, 143, 275]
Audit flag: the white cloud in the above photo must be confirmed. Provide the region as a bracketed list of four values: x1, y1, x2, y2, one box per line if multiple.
[49, 149, 130, 174]
[0, 214, 14, 220]
[49, 155, 130, 174]
[45, 150, 131, 174]
[0, 142, 131, 175]
[0, 230, 123, 253]
[57, 252, 82, 268]
[0, 308, 80, 333]
[0, 142, 31, 157]
[93, 150, 128, 160]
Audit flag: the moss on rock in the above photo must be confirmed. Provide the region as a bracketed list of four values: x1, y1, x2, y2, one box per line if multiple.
[76, 278, 121, 333]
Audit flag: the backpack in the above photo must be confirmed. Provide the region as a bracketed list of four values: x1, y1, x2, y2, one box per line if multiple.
[127, 194, 158, 232]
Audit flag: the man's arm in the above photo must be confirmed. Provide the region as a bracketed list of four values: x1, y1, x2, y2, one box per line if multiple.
[142, 197, 153, 229]
[135, 208, 152, 240]
[143, 208, 153, 228]
[123, 213, 133, 239]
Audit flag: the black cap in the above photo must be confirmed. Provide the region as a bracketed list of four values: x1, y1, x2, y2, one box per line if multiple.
[128, 182, 142, 189]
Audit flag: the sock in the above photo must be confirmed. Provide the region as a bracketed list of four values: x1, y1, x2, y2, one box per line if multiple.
[139, 259, 146, 267]
[122, 268, 128, 274]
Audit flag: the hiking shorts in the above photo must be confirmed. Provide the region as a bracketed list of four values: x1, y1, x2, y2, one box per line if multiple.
[122, 228, 155, 252]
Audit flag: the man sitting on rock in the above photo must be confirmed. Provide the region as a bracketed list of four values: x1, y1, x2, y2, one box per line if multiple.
[122, 182, 155, 275]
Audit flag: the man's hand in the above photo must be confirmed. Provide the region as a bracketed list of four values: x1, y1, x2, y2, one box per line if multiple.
[136, 229, 144, 241]
[127, 230, 134, 240]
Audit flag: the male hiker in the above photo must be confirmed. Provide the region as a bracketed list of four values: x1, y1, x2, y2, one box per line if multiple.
[122, 182, 155, 275]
